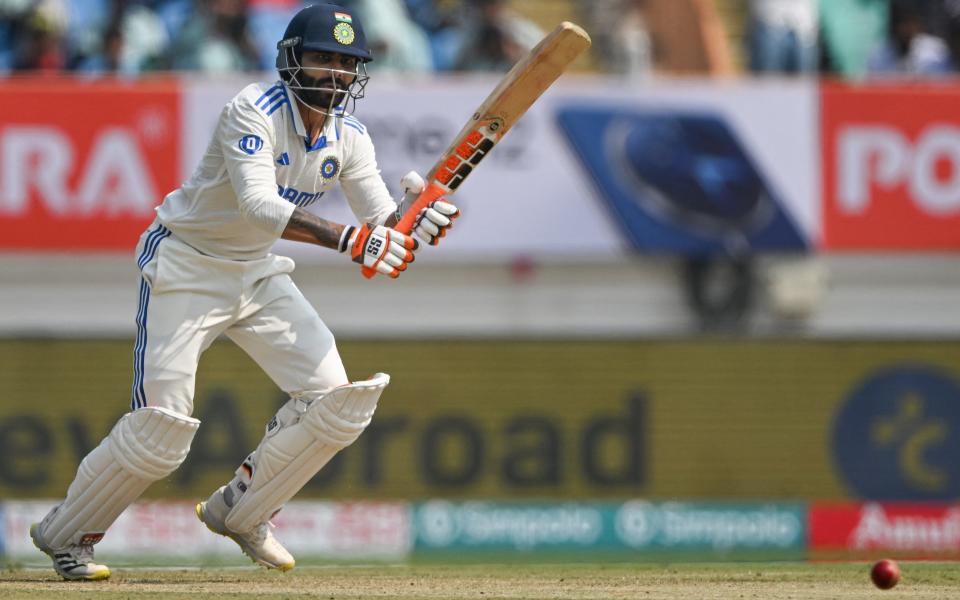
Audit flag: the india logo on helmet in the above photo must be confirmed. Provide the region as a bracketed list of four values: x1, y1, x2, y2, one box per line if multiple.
[333, 22, 355, 45]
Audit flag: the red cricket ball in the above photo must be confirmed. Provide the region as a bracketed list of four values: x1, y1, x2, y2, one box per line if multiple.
[870, 558, 901, 590]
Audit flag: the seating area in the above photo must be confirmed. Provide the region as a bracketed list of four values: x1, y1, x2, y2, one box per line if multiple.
[3, 1, 957, 79]
[0, 0, 604, 75]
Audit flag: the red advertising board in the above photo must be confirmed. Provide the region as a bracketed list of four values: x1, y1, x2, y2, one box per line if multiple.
[0, 79, 181, 251]
[810, 502, 960, 555]
[821, 83, 960, 250]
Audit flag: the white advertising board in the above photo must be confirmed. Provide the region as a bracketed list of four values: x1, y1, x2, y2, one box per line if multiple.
[4, 500, 411, 561]
[182, 75, 817, 263]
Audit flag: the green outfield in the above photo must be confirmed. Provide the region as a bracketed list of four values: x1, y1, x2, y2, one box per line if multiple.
[1, 562, 957, 599]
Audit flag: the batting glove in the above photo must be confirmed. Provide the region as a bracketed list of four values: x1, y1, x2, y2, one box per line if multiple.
[396, 171, 461, 246]
[339, 223, 418, 278]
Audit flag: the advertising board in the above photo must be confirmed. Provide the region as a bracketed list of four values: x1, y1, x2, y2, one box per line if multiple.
[831, 365, 960, 501]
[9, 77, 960, 253]
[4, 339, 960, 501]
[414, 500, 805, 556]
[809, 502, 960, 556]
[0, 79, 181, 251]
[2, 500, 409, 560]
[821, 83, 960, 249]
[0, 77, 817, 257]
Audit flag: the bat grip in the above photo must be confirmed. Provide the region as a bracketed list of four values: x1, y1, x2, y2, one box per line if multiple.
[361, 183, 449, 279]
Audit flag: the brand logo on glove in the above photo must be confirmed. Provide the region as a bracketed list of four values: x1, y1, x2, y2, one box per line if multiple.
[365, 237, 383, 257]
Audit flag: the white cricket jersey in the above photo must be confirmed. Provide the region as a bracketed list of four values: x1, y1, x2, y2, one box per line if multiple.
[156, 80, 396, 260]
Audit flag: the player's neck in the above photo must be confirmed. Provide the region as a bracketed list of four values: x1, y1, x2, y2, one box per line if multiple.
[297, 102, 328, 145]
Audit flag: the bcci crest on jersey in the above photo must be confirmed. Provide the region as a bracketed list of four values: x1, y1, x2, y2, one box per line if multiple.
[320, 156, 340, 180]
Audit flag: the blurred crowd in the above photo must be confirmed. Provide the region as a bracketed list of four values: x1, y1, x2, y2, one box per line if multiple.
[1, 0, 959, 79]
[0, 0, 560, 76]
[748, 0, 960, 78]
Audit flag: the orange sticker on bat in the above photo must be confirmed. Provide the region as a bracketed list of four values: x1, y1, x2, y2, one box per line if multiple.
[456, 143, 473, 159]
[436, 167, 454, 184]
[445, 155, 460, 170]
[466, 130, 483, 146]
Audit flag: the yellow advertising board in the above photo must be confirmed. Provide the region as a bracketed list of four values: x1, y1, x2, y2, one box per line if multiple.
[2, 339, 959, 501]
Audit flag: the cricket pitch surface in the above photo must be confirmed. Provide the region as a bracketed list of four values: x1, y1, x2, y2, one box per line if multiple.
[2, 562, 957, 599]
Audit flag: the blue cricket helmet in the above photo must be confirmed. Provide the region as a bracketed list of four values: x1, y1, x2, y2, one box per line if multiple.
[276, 3, 373, 70]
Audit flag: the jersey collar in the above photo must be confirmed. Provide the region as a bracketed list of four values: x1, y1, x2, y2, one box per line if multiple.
[284, 81, 308, 139]
[284, 81, 343, 152]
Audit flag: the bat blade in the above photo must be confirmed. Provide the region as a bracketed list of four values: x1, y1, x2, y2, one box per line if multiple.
[408, 22, 591, 223]
[362, 22, 591, 278]
[440, 21, 593, 157]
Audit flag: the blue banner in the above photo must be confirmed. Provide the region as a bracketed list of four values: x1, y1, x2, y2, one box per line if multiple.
[557, 106, 809, 255]
[832, 365, 960, 501]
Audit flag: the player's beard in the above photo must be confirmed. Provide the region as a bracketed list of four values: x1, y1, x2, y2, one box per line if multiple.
[298, 72, 349, 112]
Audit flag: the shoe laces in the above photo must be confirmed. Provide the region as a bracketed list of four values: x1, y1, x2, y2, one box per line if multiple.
[246, 520, 277, 547]
[68, 544, 96, 564]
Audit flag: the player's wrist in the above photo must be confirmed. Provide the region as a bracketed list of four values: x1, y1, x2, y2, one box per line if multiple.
[338, 225, 356, 253]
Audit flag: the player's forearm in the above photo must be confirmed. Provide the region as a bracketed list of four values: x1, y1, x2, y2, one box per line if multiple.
[281, 207, 345, 249]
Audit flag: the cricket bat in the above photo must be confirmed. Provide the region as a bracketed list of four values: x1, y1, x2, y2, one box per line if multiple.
[363, 21, 592, 278]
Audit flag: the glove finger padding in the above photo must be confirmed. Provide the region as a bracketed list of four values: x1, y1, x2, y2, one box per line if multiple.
[375, 258, 402, 277]
[388, 238, 416, 260]
[424, 207, 453, 228]
[416, 217, 441, 238]
[381, 239, 418, 270]
[414, 200, 460, 245]
[341, 224, 418, 279]
[430, 201, 460, 218]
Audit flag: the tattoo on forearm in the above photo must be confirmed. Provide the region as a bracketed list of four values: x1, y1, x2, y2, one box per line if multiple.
[281, 208, 344, 250]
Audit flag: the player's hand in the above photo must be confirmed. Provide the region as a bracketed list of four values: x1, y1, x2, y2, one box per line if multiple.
[397, 171, 460, 246]
[339, 223, 418, 278]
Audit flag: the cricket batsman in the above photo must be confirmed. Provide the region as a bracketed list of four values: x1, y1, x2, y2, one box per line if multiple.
[30, 3, 458, 580]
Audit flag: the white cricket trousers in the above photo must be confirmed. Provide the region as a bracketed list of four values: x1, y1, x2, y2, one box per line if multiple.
[131, 221, 349, 416]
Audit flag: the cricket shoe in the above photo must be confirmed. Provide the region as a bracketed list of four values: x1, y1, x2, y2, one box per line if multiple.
[29, 523, 111, 581]
[196, 486, 295, 572]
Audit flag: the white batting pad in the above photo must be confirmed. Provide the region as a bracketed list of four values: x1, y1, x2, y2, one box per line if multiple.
[39, 407, 200, 548]
[224, 373, 390, 533]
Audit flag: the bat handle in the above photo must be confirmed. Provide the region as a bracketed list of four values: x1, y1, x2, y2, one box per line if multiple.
[361, 183, 449, 279]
